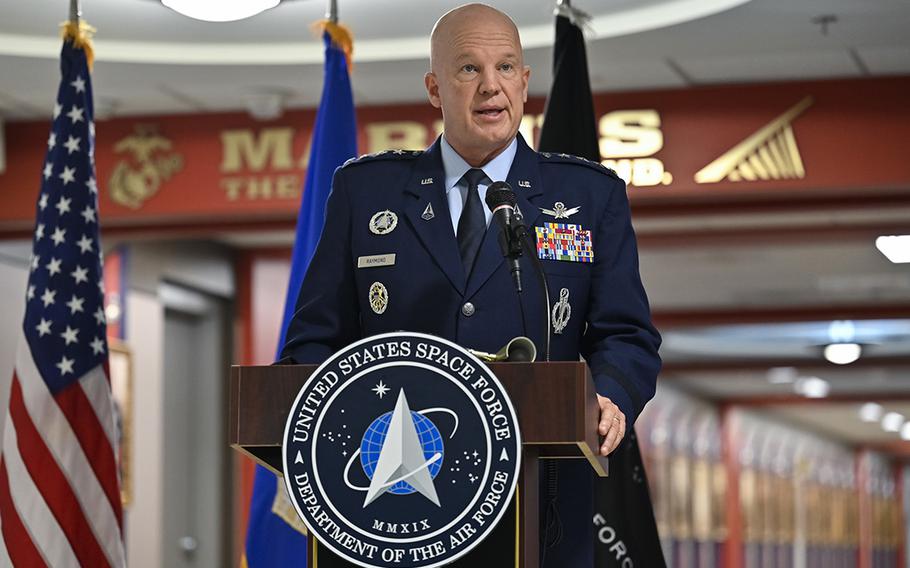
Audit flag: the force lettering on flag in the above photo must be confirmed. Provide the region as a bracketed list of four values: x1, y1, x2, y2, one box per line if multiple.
[535, 222, 594, 263]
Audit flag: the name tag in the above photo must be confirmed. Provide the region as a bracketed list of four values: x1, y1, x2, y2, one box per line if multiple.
[357, 253, 396, 268]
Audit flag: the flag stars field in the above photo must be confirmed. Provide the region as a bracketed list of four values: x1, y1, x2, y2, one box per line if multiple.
[76, 235, 93, 254]
[50, 227, 66, 246]
[35, 318, 52, 337]
[63, 136, 81, 154]
[81, 206, 96, 224]
[66, 295, 85, 315]
[90, 337, 105, 355]
[60, 326, 79, 346]
[55, 356, 75, 376]
[56, 196, 72, 215]
[70, 75, 85, 93]
[43, 162, 53, 179]
[71, 265, 89, 284]
[66, 104, 84, 124]
[59, 166, 76, 185]
[46, 257, 62, 276]
[40, 288, 56, 307]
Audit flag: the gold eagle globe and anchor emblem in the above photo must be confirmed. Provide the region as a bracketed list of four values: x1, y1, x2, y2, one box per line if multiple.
[109, 125, 183, 209]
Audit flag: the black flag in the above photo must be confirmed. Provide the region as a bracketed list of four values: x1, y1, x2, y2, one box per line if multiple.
[537, 11, 667, 568]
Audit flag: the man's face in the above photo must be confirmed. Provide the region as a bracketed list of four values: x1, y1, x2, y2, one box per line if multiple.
[425, 14, 530, 165]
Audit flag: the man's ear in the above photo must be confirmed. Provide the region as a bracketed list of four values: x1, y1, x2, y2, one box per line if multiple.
[521, 65, 530, 103]
[425, 72, 442, 108]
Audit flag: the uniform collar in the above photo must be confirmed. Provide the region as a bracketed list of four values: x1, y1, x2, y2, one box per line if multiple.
[440, 135, 518, 192]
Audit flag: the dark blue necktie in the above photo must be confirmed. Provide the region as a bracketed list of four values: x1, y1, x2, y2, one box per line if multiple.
[456, 168, 487, 276]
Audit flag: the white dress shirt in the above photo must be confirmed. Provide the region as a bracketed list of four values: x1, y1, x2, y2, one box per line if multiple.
[440, 135, 518, 235]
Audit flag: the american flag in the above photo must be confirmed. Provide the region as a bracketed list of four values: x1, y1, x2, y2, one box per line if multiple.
[0, 39, 126, 566]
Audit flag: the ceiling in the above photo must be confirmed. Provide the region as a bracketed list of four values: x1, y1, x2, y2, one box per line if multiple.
[1, 0, 909, 120]
[2, 0, 909, 453]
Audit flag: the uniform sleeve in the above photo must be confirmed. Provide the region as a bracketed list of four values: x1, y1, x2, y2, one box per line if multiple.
[279, 168, 360, 364]
[580, 175, 662, 430]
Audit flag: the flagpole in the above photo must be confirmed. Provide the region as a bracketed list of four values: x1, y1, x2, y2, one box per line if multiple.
[69, 0, 82, 24]
[326, 0, 338, 24]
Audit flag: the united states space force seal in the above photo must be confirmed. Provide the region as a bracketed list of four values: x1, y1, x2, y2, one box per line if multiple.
[282, 332, 522, 568]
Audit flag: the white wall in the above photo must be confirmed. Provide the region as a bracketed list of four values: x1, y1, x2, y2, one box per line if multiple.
[0, 242, 31, 446]
[125, 289, 165, 568]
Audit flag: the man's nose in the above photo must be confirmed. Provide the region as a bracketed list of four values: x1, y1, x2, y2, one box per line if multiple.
[477, 68, 500, 96]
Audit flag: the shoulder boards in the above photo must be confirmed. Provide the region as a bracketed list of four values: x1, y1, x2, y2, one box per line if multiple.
[538, 151, 620, 179]
[342, 149, 424, 168]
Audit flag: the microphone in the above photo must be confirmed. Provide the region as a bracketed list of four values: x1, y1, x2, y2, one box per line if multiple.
[485, 182, 522, 292]
[484, 181, 552, 361]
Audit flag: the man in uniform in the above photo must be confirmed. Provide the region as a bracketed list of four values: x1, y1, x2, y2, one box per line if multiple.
[280, 4, 661, 565]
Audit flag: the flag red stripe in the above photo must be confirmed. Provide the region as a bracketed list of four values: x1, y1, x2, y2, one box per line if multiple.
[8, 376, 111, 568]
[0, 457, 49, 568]
[55, 381, 123, 527]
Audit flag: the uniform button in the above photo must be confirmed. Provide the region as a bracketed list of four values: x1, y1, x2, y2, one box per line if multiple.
[461, 302, 475, 317]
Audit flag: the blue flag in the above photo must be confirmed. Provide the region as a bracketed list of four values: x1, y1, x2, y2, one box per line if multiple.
[244, 28, 357, 568]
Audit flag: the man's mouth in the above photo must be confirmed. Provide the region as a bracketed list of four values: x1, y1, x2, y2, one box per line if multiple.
[475, 107, 504, 118]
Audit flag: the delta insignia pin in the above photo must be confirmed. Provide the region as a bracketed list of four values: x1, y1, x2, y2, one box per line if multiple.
[369, 210, 398, 235]
[421, 203, 435, 221]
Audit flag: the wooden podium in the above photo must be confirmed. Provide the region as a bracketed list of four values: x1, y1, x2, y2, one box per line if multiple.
[229, 362, 608, 568]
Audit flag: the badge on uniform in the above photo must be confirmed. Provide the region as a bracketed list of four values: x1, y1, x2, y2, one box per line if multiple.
[534, 222, 594, 263]
[368, 282, 388, 314]
[540, 201, 580, 219]
[551, 288, 571, 334]
[369, 210, 398, 235]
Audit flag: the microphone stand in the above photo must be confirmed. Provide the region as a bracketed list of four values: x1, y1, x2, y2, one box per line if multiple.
[507, 218, 551, 362]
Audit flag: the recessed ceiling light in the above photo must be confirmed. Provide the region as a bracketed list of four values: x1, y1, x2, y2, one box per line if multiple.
[882, 412, 904, 433]
[794, 377, 830, 398]
[876, 235, 910, 264]
[901, 423, 910, 441]
[859, 402, 883, 423]
[161, 0, 281, 22]
[824, 343, 862, 365]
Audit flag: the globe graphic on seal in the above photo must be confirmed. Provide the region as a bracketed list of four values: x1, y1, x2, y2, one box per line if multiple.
[360, 410, 444, 495]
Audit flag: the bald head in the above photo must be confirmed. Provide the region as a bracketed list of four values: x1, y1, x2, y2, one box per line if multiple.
[430, 4, 523, 72]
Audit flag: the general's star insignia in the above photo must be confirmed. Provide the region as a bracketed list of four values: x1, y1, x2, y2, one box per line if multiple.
[369, 210, 398, 235]
[540, 201, 581, 219]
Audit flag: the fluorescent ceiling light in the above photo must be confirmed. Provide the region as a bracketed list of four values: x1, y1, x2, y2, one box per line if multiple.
[162, 0, 280, 22]
[859, 402, 883, 423]
[823, 343, 862, 365]
[882, 412, 904, 433]
[794, 377, 830, 398]
[876, 235, 910, 264]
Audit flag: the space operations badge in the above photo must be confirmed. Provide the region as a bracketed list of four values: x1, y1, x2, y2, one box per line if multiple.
[282, 332, 522, 568]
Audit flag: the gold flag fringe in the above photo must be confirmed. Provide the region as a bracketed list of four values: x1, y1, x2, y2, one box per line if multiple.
[60, 20, 97, 71]
[312, 20, 354, 72]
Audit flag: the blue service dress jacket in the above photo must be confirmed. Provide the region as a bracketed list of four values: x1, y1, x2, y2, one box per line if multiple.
[281, 134, 661, 428]
[279, 133, 661, 566]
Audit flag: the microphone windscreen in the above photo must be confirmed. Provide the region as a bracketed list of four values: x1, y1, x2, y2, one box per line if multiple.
[485, 181, 517, 209]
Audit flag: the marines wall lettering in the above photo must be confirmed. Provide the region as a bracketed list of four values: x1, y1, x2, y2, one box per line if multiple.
[2, 77, 908, 233]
